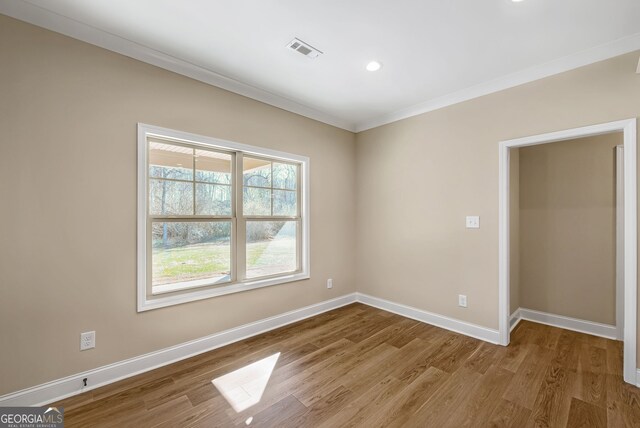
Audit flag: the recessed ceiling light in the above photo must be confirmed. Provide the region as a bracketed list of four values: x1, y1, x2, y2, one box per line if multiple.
[512, 0, 525, 2]
[366, 61, 382, 72]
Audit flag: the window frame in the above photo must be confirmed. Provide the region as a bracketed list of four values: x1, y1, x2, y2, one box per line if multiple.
[137, 123, 310, 312]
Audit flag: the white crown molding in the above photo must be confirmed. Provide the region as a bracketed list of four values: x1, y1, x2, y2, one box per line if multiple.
[2, 1, 640, 134]
[355, 292, 501, 344]
[0, 293, 357, 407]
[0, 0, 356, 132]
[355, 33, 640, 132]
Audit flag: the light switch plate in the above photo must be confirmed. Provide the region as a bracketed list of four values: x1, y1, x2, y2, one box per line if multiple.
[465, 216, 480, 229]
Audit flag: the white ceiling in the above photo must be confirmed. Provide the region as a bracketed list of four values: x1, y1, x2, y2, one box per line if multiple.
[2, 0, 640, 131]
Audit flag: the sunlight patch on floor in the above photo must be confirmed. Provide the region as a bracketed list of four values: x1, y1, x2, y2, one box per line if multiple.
[212, 353, 280, 412]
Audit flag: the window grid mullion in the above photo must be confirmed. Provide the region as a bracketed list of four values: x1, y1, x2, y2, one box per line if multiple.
[236, 152, 246, 281]
[270, 161, 274, 217]
[148, 216, 233, 222]
[243, 216, 300, 221]
[150, 176, 232, 186]
[229, 151, 237, 284]
[192, 147, 196, 215]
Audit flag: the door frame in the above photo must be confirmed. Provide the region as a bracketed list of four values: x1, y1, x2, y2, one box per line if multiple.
[498, 119, 637, 385]
[617, 145, 625, 341]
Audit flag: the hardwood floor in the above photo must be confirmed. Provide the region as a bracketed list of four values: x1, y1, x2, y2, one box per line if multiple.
[52, 303, 640, 427]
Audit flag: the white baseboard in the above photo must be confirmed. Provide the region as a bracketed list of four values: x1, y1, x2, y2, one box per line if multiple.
[3, 294, 560, 407]
[355, 292, 500, 344]
[510, 308, 522, 332]
[0, 293, 357, 407]
[514, 307, 619, 340]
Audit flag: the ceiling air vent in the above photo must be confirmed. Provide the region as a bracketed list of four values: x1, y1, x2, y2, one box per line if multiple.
[287, 38, 322, 59]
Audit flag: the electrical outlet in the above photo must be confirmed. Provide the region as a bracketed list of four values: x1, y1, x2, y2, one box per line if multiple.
[458, 295, 468, 308]
[465, 216, 480, 229]
[80, 331, 95, 351]
[327, 279, 333, 289]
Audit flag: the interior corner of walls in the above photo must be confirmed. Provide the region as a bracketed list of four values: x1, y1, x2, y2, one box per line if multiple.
[355, 293, 500, 344]
[510, 308, 522, 332]
[518, 308, 617, 340]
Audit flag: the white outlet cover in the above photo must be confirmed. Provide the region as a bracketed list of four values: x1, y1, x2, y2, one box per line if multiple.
[458, 295, 468, 308]
[80, 331, 95, 351]
[327, 279, 333, 289]
[465, 216, 480, 229]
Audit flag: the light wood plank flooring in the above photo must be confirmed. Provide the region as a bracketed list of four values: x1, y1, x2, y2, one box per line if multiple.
[52, 303, 640, 427]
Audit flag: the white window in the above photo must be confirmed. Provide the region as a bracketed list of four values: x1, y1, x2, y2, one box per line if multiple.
[137, 124, 310, 311]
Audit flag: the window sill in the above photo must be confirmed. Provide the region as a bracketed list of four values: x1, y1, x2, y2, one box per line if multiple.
[152, 275, 231, 295]
[138, 272, 310, 312]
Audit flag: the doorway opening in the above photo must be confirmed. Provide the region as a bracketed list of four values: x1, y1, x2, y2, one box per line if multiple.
[498, 119, 637, 384]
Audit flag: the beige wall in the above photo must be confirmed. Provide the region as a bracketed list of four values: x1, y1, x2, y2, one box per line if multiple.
[3, 13, 640, 397]
[0, 15, 357, 395]
[518, 133, 621, 325]
[509, 148, 520, 315]
[355, 50, 640, 333]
